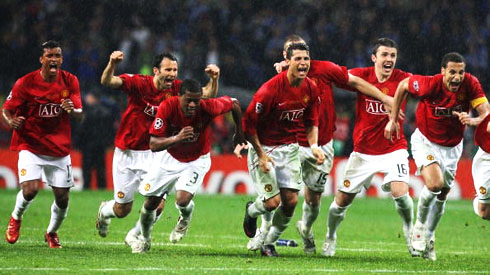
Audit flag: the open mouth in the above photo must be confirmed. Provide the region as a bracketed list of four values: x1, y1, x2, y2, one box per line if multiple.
[383, 63, 393, 71]
[297, 67, 308, 76]
[49, 63, 58, 73]
[449, 82, 460, 90]
[163, 77, 175, 87]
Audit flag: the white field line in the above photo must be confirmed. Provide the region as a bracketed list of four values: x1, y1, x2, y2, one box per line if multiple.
[0, 267, 488, 274]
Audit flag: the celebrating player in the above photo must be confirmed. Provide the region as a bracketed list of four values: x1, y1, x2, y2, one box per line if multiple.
[3, 40, 83, 248]
[324, 38, 415, 257]
[385, 52, 490, 260]
[247, 35, 393, 255]
[242, 42, 324, 257]
[96, 50, 219, 246]
[130, 79, 246, 253]
[471, 113, 490, 220]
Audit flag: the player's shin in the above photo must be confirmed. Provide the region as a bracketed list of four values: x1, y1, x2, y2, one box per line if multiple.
[263, 207, 291, 245]
[139, 206, 156, 240]
[12, 190, 33, 220]
[302, 201, 320, 234]
[248, 197, 268, 218]
[47, 201, 68, 233]
[416, 186, 440, 224]
[393, 193, 414, 238]
[326, 201, 348, 240]
[426, 198, 446, 239]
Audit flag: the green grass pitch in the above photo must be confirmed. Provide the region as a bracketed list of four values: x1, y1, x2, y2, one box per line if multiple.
[0, 189, 488, 274]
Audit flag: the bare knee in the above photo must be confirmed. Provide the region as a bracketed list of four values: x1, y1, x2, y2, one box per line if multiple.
[156, 199, 166, 216]
[176, 191, 193, 207]
[390, 181, 409, 198]
[304, 187, 322, 207]
[479, 203, 490, 220]
[335, 191, 356, 207]
[144, 196, 162, 211]
[114, 202, 133, 218]
[264, 195, 281, 211]
[21, 180, 41, 201]
[52, 187, 70, 209]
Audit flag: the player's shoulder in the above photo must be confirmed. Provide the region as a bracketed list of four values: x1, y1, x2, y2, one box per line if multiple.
[391, 69, 412, 80]
[348, 66, 371, 77]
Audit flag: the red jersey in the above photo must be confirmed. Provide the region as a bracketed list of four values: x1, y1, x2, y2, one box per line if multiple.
[408, 73, 487, 146]
[150, 96, 234, 162]
[115, 74, 181, 150]
[475, 114, 490, 153]
[348, 67, 411, 154]
[242, 72, 320, 146]
[3, 69, 82, 157]
[296, 60, 349, 146]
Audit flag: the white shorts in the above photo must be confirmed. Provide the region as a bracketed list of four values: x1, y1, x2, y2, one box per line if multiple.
[472, 147, 490, 203]
[139, 152, 211, 197]
[300, 140, 334, 193]
[18, 150, 73, 188]
[410, 128, 463, 188]
[247, 143, 302, 201]
[112, 148, 159, 203]
[339, 149, 410, 194]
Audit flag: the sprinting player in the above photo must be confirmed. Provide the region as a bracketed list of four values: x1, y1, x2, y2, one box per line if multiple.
[130, 79, 246, 253]
[385, 52, 489, 260]
[242, 42, 325, 257]
[97, 50, 219, 245]
[247, 35, 393, 255]
[3, 40, 83, 248]
[323, 38, 415, 257]
[471, 113, 490, 220]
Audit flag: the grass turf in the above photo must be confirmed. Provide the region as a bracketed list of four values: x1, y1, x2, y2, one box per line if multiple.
[0, 189, 488, 274]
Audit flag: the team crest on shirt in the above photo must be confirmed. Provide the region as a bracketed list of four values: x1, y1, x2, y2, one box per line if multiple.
[264, 184, 273, 192]
[20, 169, 26, 177]
[427, 155, 434, 161]
[413, 81, 419, 92]
[303, 95, 310, 104]
[154, 118, 163, 129]
[255, 103, 263, 114]
[480, 187, 487, 195]
[117, 192, 125, 199]
[144, 183, 151, 191]
[343, 180, 350, 187]
[61, 89, 69, 98]
[457, 93, 466, 102]
[381, 87, 389, 95]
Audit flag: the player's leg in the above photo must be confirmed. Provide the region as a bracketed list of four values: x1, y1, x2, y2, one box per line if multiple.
[131, 195, 161, 253]
[126, 196, 166, 246]
[169, 190, 194, 243]
[44, 155, 73, 248]
[262, 188, 299, 257]
[390, 181, 415, 255]
[244, 145, 280, 238]
[323, 191, 355, 257]
[297, 142, 333, 254]
[323, 151, 371, 257]
[297, 187, 322, 254]
[247, 210, 274, 251]
[472, 147, 490, 220]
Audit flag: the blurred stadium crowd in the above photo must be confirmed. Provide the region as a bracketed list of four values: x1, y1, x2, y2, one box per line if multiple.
[0, 0, 489, 157]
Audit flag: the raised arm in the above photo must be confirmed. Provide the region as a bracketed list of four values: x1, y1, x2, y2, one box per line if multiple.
[384, 77, 410, 141]
[347, 73, 393, 109]
[202, 64, 220, 98]
[100, 51, 124, 89]
[230, 99, 247, 148]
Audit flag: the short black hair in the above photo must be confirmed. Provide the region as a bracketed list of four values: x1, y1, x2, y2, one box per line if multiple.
[179, 79, 201, 95]
[284, 34, 305, 51]
[371, 38, 398, 55]
[153, 52, 178, 69]
[441, 52, 465, 68]
[286, 43, 310, 59]
[41, 40, 61, 55]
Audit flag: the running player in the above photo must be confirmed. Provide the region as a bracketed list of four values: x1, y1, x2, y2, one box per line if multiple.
[385, 52, 489, 260]
[130, 79, 246, 253]
[242, 42, 325, 257]
[324, 38, 415, 257]
[4, 40, 83, 248]
[96, 50, 219, 245]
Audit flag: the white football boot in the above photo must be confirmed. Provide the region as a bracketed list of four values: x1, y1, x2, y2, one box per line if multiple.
[423, 236, 436, 261]
[296, 221, 316, 254]
[131, 237, 151, 254]
[124, 228, 140, 247]
[247, 229, 266, 251]
[96, 201, 111, 238]
[410, 222, 427, 252]
[321, 238, 337, 257]
[169, 216, 191, 243]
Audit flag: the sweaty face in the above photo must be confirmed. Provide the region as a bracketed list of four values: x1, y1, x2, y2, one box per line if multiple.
[154, 58, 178, 90]
[40, 47, 63, 77]
[442, 62, 465, 92]
[180, 90, 201, 117]
[372, 46, 397, 78]
[287, 49, 310, 79]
